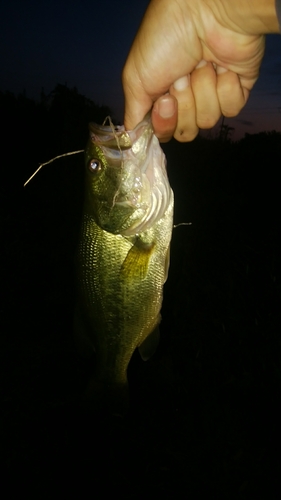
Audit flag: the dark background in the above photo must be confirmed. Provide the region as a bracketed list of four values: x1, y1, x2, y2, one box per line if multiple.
[1, 0, 281, 495]
[1, 87, 281, 497]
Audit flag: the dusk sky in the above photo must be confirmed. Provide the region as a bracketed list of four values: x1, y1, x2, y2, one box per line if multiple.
[1, 0, 281, 140]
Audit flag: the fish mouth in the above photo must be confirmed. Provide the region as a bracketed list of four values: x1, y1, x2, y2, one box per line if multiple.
[113, 124, 172, 235]
[89, 115, 173, 236]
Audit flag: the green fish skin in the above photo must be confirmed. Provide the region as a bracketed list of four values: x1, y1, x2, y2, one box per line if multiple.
[75, 115, 174, 412]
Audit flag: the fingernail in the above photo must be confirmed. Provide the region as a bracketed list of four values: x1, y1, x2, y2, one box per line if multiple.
[195, 59, 207, 69]
[157, 96, 176, 119]
[216, 65, 228, 74]
[173, 75, 189, 91]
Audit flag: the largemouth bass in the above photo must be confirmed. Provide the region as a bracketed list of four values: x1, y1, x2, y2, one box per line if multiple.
[75, 115, 174, 411]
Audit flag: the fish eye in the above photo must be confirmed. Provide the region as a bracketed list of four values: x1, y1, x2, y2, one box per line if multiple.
[88, 158, 102, 173]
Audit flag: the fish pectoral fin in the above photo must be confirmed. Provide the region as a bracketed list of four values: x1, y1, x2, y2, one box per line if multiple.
[121, 240, 155, 280]
[138, 325, 160, 361]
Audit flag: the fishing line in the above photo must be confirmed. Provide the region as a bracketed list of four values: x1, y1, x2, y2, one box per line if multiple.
[173, 222, 192, 228]
[104, 116, 127, 210]
[23, 150, 84, 187]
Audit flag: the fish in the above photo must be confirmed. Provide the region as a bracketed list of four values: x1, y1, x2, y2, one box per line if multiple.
[74, 114, 174, 412]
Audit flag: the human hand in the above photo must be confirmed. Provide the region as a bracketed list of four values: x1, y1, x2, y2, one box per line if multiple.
[122, 0, 280, 142]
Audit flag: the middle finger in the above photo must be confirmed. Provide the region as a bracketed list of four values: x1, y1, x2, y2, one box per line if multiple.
[191, 60, 221, 129]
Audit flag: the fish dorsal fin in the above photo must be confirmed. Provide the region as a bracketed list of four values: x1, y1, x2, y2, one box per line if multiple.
[120, 239, 155, 280]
